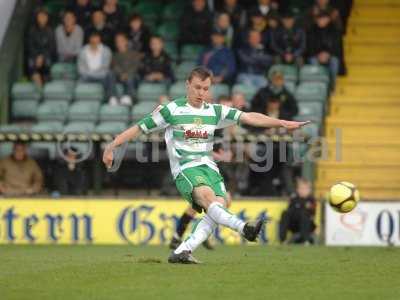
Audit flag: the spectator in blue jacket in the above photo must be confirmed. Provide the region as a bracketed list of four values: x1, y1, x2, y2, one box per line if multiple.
[236, 30, 272, 89]
[198, 29, 236, 84]
[271, 11, 306, 66]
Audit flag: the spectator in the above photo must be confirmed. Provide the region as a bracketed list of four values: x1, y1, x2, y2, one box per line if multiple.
[214, 12, 235, 48]
[231, 92, 250, 111]
[247, 0, 279, 20]
[85, 9, 115, 49]
[78, 32, 114, 101]
[237, 30, 272, 89]
[53, 147, 88, 196]
[251, 70, 298, 120]
[27, 8, 55, 87]
[55, 11, 84, 62]
[102, 0, 124, 31]
[307, 12, 341, 86]
[110, 32, 142, 106]
[67, 0, 96, 28]
[279, 178, 316, 244]
[217, 0, 246, 30]
[0, 142, 43, 196]
[179, 0, 213, 49]
[126, 14, 151, 53]
[236, 12, 268, 48]
[141, 36, 174, 84]
[271, 11, 306, 66]
[307, 0, 343, 31]
[198, 30, 236, 84]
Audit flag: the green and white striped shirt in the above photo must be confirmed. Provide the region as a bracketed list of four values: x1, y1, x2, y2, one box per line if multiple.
[137, 97, 242, 179]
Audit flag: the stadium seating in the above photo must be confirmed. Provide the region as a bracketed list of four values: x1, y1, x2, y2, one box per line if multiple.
[169, 81, 186, 99]
[11, 82, 41, 101]
[295, 82, 328, 102]
[43, 80, 74, 102]
[99, 105, 130, 122]
[211, 84, 230, 100]
[37, 101, 69, 122]
[64, 121, 96, 133]
[181, 44, 205, 61]
[296, 102, 324, 124]
[50, 63, 77, 80]
[299, 65, 330, 84]
[68, 101, 100, 122]
[231, 83, 257, 101]
[95, 121, 127, 134]
[157, 22, 179, 42]
[174, 61, 197, 81]
[131, 101, 158, 122]
[12, 99, 38, 119]
[268, 64, 298, 83]
[137, 82, 167, 102]
[74, 82, 104, 102]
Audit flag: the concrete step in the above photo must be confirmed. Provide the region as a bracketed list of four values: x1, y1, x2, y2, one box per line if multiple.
[329, 103, 400, 118]
[335, 84, 400, 97]
[331, 95, 400, 104]
[352, 6, 400, 19]
[354, 0, 400, 6]
[337, 77, 400, 86]
[347, 24, 400, 38]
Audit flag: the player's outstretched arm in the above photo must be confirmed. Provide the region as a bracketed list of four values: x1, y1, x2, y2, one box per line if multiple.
[239, 112, 311, 130]
[102, 124, 142, 168]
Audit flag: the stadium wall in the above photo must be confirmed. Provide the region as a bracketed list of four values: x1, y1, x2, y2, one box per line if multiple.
[0, 199, 321, 245]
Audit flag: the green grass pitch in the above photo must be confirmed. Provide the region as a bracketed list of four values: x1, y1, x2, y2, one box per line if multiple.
[1, 245, 399, 300]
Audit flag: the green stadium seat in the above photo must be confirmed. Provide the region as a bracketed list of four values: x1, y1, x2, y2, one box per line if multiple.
[37, 101, 69, 122]
[50, 63, 77, 80]
[31, 121, 64, 133]
[95, 121, 127, 134]
[99, 105, 130, 122]
[164, 41, 178, 61]
[181, 44, 205, 61]
[162, 1, 184, 21]
[131, 101, 159, 122]
[295, 82, 328, 102]
[268, 64, 298, 83]
[299, 65, 330, 84]
[11, 82, 41, 101]
[157, 22, 179, 41]
[284, 81, 296, 95]
[64, 121, 96, 133]
[137, 83, 168, 102]
[30, 142, 58, 160]
[296, 102, 324, 124]
[231, 84, 258, 101]
[174, 61, 197, 81]
[74, 82, 104, 102]
[43, 80, 74, 101]
[300, 122, 319, 139]
[0, 124, 23, 133]
[68, 101, 100, 122]
[211, 84, 230, 101]
[0, 142, 13, 158]
[12, 99, 39, 119]
[169, 81, 186, 99]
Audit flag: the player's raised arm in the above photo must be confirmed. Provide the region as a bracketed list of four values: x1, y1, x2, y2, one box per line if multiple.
[102, 124, 142, 168]
[239, 112, 311, 130]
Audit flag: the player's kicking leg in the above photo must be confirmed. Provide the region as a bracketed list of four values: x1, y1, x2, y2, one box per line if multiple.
[168, 186, 263, 264]
[169, 207, 215, 250]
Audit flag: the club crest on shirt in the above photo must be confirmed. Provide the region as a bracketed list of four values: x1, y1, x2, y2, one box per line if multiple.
[193, 117, 203, 126]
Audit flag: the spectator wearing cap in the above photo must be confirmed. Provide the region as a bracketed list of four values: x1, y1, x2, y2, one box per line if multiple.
[53, 146, 88, 196]
[271, 11, 306, 66]
[247, 0, 279, 21]
[217, 0, 247, 30]
[85, 9, 115, 49]
[126, 14, 151, 54]
[55, 11, 84, 62]
[214, 12, 235, 48]
[251, 70, 298, 120]
[198, 29, 236, 84]
[27, 8, 56, 87]
[236, 30, 272, 89]
[307, 12, 341, 86]
[0, 142, 43, 196]
[179, 0, 213, 50]
[140, 36, 175, 84]
[78, 32, 115, 101]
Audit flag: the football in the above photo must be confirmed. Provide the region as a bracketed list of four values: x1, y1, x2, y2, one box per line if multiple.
[328, 182, 360, 213]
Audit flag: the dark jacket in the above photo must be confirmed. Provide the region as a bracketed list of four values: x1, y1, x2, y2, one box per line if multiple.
[307, 24, 341, 57]
[288, 195, 316, 216]
[217, 3, 246, 29]
[271, 26, 306, 57]
[141, 51, 174, 81]
[84, 24, 115, 50]
[126, 26, 151, 53]
[251, 86, 298, 120]
[112, 50, 142, 78]
[237, 44, 272, 75]
[67, 1, 96, 28]
[103, 5, 125, 31]
[180, 7, 213, 45]
[27, 25, 56, 60]
[198, 46, 236, 82]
